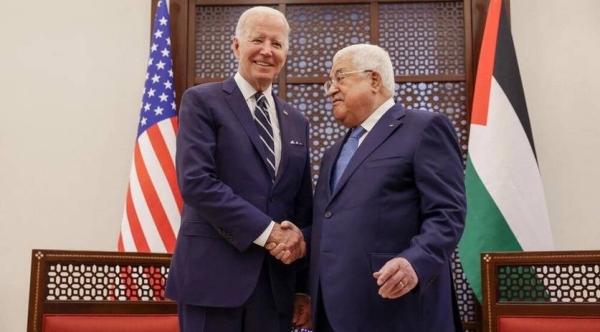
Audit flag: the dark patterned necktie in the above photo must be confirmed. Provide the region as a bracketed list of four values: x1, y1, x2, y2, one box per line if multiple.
[253, 92, 276, 180]
[331, 126, 366, 191]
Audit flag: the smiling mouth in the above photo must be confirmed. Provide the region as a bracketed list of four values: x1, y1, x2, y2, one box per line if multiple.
[255, 61, 273, 67]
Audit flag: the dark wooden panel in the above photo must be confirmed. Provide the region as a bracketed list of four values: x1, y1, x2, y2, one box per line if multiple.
[166, 1, 495, 330]
[27, 249, 176, 332]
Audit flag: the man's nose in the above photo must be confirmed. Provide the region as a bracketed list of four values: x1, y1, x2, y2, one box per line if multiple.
[260, 43, 273, 56]
[326, 84, 338, 96]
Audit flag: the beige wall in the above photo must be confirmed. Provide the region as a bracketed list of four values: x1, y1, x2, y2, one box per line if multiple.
[0, 0, 599, 330]
[511, 0, 600, 250]
[0, 0, 150, 330]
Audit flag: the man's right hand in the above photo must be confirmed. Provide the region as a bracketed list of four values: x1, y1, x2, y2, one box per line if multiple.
[265, 221, 305, 264]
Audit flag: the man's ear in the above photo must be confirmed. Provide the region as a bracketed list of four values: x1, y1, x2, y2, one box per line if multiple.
[232, 37, 240, 59]
[370, 71, 383, 92]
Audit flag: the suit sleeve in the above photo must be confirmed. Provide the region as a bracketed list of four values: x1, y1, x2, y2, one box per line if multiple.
[176, 87, 272, 252]
[400, 114, 466, 292]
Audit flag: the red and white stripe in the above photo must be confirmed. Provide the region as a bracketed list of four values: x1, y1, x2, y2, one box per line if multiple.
[118, 117, 181, 253]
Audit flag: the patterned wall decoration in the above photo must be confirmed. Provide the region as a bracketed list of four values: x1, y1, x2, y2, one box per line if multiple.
[286, 4, 371, 77]
[194, 5, 252, 79]
[397, 82, 469, 159]
[286, 84, 341, 184]
[453, 251, 478, 324]
[192, 2, 476, 329]
[379, 2, 466, 76]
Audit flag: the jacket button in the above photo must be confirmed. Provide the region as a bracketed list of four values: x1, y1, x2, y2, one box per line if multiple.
[325, 211, 332, 218]
[270, 197, 275, 202]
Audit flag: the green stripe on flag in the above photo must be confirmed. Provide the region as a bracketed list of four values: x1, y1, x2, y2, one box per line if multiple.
[458, 156, 522, 302]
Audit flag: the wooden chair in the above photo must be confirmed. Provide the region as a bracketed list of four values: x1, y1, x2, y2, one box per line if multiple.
[480, 250, 600, 332]
[27, 249, 178, 332]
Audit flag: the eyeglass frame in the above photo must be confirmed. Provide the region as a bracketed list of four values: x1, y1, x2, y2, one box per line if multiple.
[323, 70, 373, 94]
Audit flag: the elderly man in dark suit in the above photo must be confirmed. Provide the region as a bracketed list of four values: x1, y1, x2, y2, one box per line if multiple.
[310, 44, 466, 331]
[165, 6, 312, 332]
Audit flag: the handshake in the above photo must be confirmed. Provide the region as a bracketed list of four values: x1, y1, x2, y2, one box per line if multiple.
[265, 221, 306, 264]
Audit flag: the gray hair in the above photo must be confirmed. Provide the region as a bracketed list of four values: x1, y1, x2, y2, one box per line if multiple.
[333, 44, 395, 94]
[235, 7, 290, 49]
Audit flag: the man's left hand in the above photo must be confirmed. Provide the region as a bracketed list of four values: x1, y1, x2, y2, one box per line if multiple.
[373, 257, 418, 299]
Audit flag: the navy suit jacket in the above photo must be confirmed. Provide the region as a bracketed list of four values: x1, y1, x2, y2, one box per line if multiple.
[310, 103, 466, 331]
[166, 77, 313, 313]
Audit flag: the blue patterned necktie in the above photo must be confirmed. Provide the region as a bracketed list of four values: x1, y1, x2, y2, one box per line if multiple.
[331, 126, 366, 191]
[253, 92, 276, 180]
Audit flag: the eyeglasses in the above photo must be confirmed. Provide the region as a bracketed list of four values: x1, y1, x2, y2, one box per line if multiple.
[323, 70, 373, 94]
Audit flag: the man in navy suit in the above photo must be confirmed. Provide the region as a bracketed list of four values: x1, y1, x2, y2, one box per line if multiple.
[310, 44, 466, 331]
[165, 7, 312, 332]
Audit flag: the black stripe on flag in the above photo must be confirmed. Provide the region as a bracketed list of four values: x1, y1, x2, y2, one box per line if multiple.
[493, 1, 538, 160]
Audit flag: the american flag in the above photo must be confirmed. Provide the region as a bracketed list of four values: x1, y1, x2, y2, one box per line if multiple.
[118, 0, 182, 253]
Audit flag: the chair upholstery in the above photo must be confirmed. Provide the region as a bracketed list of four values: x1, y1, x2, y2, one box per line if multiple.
[497, 316, 600, 332]
[43, 314, 178, 332]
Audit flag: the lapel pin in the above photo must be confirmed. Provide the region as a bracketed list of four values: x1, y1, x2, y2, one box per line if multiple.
[283, 110, 289, 116]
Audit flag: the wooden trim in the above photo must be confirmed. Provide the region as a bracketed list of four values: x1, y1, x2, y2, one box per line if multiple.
[471, 0, 490, 79]
[193, 0, 462, 5]
[26, 249, 176, 332]
[481, 250, 600, 332]
[278, 3, 288, 98]
[186, 0, 197, 89]
[370, 2, 379, 45]
[170, 0, 190, 109]
[478, 1, 512, 67]
[151, 0, 158, 30]
[464, 0, 474, 129]
[196, 74, 467, 86]
[285, 74, 466, 84]
[26, 251, 45, 332]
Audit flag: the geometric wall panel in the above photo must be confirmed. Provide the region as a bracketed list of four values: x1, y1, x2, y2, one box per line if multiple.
[287, 83, 343, 184]
[453, 249, 479, 325]
[379, 2, 465, 76]
[287, 4, 371, 77]
[397, 81, 469, 160]
[194, 5, 253, 79]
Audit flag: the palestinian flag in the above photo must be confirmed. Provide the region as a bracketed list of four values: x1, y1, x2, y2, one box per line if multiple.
[458, 0, 554, 302]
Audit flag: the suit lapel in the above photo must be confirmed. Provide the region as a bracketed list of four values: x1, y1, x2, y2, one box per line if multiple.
[223, 78, 271, 173]
[330, 104, 406, 199]
[273, 95, 291, 185]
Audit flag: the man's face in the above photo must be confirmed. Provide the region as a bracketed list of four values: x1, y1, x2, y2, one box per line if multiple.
[233, 14, 288, 92]
[326, 58, 374, 128]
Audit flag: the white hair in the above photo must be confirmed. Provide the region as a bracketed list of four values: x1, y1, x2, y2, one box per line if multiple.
[235, 7, 290, 49]
[333, 44, 395, 94]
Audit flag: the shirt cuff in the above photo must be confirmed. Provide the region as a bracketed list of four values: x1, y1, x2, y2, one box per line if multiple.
[253, 221, 275, 247]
